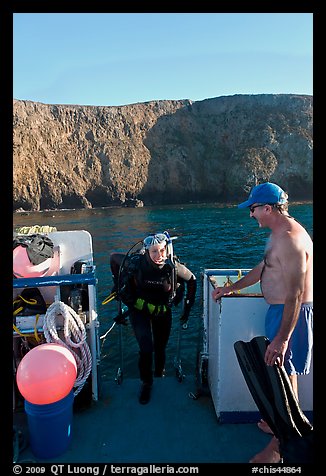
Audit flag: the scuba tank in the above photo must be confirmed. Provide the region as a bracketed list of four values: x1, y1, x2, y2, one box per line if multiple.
[163, 231, 177, 304]
[163, 230, 174, 262]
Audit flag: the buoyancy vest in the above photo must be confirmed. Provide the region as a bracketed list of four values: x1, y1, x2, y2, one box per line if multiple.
[134, 254, 173, 305]
[118, 252, 177, 308]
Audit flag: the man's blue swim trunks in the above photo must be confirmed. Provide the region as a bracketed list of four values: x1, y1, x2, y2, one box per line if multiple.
[265, 302, 313, 375]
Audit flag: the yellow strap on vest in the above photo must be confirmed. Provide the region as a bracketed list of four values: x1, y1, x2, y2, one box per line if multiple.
[134, 298, 146, 311]
[134, 298, 167, 315]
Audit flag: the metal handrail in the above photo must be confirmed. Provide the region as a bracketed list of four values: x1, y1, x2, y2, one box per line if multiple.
[13, 272, 97, 288]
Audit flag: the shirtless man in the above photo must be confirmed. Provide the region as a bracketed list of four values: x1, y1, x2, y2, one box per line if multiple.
[212, 182, 313, 464]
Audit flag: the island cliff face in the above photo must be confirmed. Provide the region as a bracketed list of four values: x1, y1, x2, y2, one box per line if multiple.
[13, 94, 313, 212]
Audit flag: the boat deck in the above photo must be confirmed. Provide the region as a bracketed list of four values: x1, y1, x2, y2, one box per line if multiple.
[14, 375, 269, 464]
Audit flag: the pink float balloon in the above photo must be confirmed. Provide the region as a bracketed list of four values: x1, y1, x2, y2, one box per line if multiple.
[16, 343, 77, 404]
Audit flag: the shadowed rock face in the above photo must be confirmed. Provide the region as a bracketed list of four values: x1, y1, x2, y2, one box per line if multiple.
[13, 94, 313, 212]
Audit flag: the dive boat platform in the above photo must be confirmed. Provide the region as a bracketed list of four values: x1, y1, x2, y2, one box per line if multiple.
[14, 375, 271, 464]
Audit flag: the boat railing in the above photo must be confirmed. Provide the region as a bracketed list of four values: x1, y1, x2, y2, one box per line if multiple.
[13, 271, 97, 289]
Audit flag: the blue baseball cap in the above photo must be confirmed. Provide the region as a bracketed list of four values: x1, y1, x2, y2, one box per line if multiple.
[238, 182, 288, 208]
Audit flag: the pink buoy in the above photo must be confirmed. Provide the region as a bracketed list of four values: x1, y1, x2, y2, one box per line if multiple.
[16, 343, 77, 404]
[13, 245, 60, 278]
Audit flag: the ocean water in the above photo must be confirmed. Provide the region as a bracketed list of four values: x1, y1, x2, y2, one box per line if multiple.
[13, 202, 313, 382]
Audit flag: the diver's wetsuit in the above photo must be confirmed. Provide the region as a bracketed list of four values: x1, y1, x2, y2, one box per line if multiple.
[110, 251, 196, 385]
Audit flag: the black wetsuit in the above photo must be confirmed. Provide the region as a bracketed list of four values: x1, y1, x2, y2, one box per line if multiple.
[110, 251, 196, 385]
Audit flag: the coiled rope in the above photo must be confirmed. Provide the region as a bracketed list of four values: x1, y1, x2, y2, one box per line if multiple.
[43, 301, 92, 396]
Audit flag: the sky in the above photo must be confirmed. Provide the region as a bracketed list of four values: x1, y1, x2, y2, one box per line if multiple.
[13, 12, 313, 107]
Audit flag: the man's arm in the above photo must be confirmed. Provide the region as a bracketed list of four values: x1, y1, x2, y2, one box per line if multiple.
[212, 261, 264, 301]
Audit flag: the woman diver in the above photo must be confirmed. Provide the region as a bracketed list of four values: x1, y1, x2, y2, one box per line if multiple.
[110, 232, 197, 404]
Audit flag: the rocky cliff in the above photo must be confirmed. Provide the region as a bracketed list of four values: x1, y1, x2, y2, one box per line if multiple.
[13, 94, 313, 211]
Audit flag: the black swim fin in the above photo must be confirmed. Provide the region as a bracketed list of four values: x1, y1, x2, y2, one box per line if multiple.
[234, 336, 313, 463]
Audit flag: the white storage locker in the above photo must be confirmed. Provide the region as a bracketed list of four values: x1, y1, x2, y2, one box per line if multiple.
[203, 269, 313, 423]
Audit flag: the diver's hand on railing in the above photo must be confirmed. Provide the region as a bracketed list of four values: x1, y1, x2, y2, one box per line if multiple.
[113, 307, 130, 326]
[180, 298, 191, 328]
[179, 315, 189, 329]
[114, 314, 128, 326]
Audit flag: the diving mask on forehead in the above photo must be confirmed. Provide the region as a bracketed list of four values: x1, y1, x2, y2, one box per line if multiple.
[143, 233, 167, 250]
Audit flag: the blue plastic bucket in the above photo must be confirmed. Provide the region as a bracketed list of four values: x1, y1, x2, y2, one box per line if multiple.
[24, 390, 74, 459]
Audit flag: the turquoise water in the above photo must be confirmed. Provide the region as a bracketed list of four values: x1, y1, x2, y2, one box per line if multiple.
[13, 202, 313, 381]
